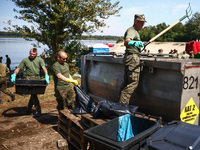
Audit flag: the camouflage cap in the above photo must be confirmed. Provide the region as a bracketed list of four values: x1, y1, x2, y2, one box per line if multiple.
[135, 14, 146, 22]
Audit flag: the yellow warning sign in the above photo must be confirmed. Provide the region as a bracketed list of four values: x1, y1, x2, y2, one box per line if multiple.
[180, 97, 199, 124]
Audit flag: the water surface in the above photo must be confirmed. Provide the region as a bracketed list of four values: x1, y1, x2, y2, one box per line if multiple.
[0, 38, 116, 70]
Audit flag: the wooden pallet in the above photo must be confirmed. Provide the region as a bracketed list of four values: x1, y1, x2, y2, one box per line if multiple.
[58, 109, 88, 150]
[58, 108, 112, 150]
[81, 114, 110, 128]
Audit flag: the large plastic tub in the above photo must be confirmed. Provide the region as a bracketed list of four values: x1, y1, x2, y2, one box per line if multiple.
[15, 79, 47, 94]
[83, 114, 161, 150]
[146, 121, 200, 150]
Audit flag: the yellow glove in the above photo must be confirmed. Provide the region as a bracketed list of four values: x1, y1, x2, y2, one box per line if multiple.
[66, 78, 78, 85]
[73, 80, 78, 86]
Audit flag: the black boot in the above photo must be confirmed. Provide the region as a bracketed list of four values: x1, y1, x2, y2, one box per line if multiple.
[26, 96, 33, 115]
[26, 109, 33, 115]
[11, 93, 15, 101]
[35, 105, 42, 117]
[35, 112, 41, 117]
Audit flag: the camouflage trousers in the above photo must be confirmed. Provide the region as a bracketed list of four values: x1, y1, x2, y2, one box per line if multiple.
[119, 54, 140, 105]
[25, 76, 41, 113]
[0, 77, 15, 102]
[55, 84, 76, 110]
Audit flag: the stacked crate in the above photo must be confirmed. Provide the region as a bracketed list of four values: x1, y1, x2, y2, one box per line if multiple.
[58, 109, 110, 150]
[58, 109, 88, 150]
[81, 113, 110, 128]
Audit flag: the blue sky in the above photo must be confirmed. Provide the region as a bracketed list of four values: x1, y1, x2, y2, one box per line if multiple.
[0, 0, 199, 36]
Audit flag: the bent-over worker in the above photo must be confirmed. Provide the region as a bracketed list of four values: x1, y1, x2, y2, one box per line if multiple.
[52, 51, 78, 112]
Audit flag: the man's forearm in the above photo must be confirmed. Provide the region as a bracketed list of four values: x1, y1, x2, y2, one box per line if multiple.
[13, 68, 20, 75]
[124, 38, 131, 47]
[42, 66, 48, 75]
[57, 73, 68, 82]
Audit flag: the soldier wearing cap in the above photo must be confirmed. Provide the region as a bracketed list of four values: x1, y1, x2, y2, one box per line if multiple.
[119, 14, 146, 105]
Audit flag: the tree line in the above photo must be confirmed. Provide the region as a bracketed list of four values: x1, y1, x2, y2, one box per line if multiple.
[0, 31, 24, 37]
[0, 32, 123, 41]
[140, 12, 200, 42]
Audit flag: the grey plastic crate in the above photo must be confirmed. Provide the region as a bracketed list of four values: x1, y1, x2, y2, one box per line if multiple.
[15, 79, 47, 94]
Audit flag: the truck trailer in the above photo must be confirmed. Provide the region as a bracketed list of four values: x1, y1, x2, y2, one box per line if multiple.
[81, 52, 200, 125]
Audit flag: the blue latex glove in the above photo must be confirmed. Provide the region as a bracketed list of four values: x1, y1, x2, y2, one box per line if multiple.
[128, 40, 144, 48]
[45, 74, 49, 85]
[11, 73, 16, 82]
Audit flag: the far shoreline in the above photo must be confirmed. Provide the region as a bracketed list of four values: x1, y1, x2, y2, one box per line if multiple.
[111, 41, 187, 54]
[0, 37, 188, 54]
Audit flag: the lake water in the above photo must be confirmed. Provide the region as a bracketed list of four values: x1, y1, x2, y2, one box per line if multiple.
[0, 38, 116, 70]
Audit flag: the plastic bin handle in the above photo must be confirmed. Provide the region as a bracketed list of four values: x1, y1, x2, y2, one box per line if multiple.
[189, 136, 200, 150]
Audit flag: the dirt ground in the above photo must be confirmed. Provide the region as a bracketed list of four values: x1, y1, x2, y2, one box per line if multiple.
[0, 81, 73, 150]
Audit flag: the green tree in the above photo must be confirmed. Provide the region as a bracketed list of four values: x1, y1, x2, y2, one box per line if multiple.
[139, 26, 154, 41]
[185, 12, 200, 40]
[140, 22, 189, 42]
[171, 23, 188, 42]
[5, 0, 122, 70]
[154, 23, 168, 42]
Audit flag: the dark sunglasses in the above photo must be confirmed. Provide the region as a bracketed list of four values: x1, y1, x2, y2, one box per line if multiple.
[59, 56, 67, 61]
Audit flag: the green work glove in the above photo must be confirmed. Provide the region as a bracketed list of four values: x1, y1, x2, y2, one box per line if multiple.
[45, 74, 49, 85]
[66, 78, 78, 86]
[128, 40, 144, 48]
[11, 73, 16, 82]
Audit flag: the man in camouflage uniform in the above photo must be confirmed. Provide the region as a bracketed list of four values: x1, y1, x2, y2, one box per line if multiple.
[11, 48, 49, 117]
[119, 14, 146, 105]
[0, 62, 15, 104]
[52, 51, 78, 111]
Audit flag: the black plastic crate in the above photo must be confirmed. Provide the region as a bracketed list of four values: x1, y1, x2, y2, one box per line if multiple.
[15, 79, 47, 94]
[83, 113, 161, 150]
[146, 121, 200, 150]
